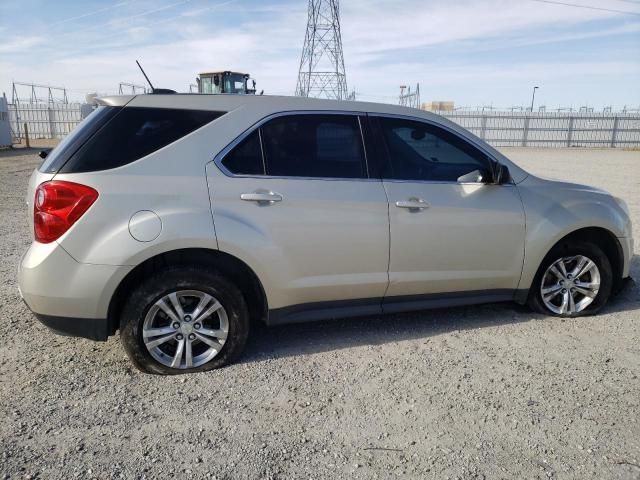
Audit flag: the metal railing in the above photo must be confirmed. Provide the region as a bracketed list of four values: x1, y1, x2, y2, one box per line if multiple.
[8, 103, 640, 148]
[437, 111, 640, 148]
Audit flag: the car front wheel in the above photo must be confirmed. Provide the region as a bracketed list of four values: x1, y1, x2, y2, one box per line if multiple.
[529, 241, 613, 317]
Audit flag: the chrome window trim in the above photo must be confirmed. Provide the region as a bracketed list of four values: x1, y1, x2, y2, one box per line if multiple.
[381, 178, 514, 187]
[213, 110, 376, 182]
[257, 128, 267, 175]
[368, 112, 515, 186]
[357, 115, 371, 178]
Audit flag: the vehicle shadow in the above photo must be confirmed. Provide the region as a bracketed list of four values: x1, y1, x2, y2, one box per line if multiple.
[241, 301, 535, 364]
[240, 254, 639, 364]
[600, 253, 639, 314]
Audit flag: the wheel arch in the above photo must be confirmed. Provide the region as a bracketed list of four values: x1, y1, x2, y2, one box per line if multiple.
[107, 248, 268, 336]
[518, 226, 624, 304]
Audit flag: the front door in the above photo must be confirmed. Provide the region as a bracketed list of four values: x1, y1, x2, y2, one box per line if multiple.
[372, 115, 525, 303]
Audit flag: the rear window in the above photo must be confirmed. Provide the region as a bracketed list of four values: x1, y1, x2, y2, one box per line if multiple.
[45, 107, 224, 174]
[40, 106, 120, 173]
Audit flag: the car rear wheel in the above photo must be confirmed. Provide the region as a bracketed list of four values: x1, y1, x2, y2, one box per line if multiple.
[529, 241, 612, 317]
[120, 266, 249, 374]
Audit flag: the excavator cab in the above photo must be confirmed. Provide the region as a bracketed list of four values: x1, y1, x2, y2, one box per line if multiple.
[196, 71, 256, 95]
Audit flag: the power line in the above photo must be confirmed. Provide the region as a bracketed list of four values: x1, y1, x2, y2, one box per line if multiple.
[529, 0, 640, 16]
[51, 1, 132, 26]
[57, 0, 198, 38]
[53, 0, 239, 60]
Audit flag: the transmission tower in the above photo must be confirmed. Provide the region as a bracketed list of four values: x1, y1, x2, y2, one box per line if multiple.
[118, 82, 147, 95]
[398, 84, 420, 109]
[295, 0, 349, 100]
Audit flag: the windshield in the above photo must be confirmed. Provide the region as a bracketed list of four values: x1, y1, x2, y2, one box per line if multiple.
[223, 74, 247, 94]
[39, 106, 120, 173]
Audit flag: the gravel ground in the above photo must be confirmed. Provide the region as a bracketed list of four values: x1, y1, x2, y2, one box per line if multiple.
[0, 146, 638, 480]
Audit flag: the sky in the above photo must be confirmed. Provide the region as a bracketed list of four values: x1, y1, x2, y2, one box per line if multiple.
[1, 0, 639, 110]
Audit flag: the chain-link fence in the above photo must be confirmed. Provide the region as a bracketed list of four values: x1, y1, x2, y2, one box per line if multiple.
[8, 103, 640, 148]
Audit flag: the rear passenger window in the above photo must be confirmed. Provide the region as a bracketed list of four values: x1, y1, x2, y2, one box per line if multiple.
[221, 130, 264, 175]
[261, 115, 366, 179]
[59, 107, 224, 173]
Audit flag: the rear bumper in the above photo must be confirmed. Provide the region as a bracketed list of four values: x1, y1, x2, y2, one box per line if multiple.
[18, 241, 132, 340]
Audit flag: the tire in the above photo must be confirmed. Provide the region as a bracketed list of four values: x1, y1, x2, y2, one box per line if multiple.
[528, 241, 613, 317]
[120, 266, 250, 375]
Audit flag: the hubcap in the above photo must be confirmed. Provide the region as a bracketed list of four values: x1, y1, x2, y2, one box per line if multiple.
[142, 290, 229, 369]
[540, 255, 600, 315]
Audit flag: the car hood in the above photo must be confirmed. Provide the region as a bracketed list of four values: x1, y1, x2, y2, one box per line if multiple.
[518, 174, 632, 237]
[527, 175, 611, 196]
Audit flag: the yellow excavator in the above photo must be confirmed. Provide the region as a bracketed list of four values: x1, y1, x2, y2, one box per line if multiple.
[196, 71, 259, 95]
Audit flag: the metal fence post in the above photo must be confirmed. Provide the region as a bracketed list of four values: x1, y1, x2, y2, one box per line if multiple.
[480, 115, 487, 140]
[567, 116, 574, 147]
[522, 115, 530, 147]
[611, 116, 619, 148]
[12, 104, 21, 139]
[24, 123, 30, 148]
[48, 106, 56, 139]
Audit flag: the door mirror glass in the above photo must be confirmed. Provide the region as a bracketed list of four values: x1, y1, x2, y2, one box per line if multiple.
[457, 169, 489, 184]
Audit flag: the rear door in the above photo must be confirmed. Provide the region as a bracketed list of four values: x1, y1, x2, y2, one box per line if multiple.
[207, 112, 390, 316]
[370, 115, 526, 304]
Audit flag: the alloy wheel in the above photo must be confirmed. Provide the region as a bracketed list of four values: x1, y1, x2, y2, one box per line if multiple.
[142, 290, 229, 369]
[540, 255, 600, 315]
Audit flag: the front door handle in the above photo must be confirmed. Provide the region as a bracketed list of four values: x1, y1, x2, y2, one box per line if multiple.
[240, 191, 283, 203]
[395, 198, 429, 210]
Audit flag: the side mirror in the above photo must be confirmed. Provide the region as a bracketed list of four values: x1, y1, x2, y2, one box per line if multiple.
[457, 169, 488, 184]
[38, 149, 51, 159]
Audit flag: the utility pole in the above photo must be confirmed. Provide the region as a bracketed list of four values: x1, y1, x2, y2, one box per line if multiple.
[530, 86, 539, 112]
[295, 0, 349, 100]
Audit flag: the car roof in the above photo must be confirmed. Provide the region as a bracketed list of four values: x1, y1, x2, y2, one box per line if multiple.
[96, 93, 441, 120]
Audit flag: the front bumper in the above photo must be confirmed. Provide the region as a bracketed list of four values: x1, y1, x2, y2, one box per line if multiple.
[619, 236, 633, 279]
[18, 241, 132, 341]
[30, 311, 110, 341]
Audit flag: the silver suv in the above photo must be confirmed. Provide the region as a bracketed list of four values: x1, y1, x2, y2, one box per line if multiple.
[18, 94, 633, 374]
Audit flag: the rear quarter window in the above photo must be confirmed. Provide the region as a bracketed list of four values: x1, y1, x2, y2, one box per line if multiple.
[58, 107, 224, 173]
[221, 130, 264, 175]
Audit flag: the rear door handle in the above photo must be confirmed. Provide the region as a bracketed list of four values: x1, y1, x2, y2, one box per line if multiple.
[240, 191, 283, 203]
[395, 198, 429, 210]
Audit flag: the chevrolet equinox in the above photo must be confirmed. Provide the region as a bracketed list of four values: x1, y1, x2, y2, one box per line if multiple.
[18, 94, 633, 374]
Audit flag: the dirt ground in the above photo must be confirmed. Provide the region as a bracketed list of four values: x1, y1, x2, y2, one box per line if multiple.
[0, 146, 638, 480]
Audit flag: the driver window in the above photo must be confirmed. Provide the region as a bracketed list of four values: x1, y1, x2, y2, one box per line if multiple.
[378, 117, 491, 182]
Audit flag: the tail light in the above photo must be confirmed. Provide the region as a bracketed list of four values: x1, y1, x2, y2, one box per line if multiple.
[34, 181, 99, 243]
